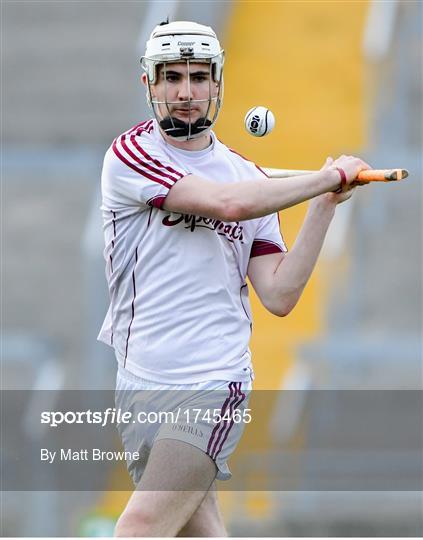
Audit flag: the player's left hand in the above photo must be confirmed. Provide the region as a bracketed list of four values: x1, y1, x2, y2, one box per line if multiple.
[318, 156, 357, 205]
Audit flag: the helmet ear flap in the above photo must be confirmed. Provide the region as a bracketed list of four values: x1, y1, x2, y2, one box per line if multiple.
[141, 58, 157, 84]
[213, 51, 225, 82]
[149, 63, 155, 83]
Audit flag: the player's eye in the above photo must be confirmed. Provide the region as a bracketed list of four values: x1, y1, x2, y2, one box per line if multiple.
[192, 74, 207, 83]
[165, 74, 179, 82]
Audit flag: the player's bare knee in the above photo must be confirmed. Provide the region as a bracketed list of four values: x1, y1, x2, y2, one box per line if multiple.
[201, 488, 220, 511]
[114, 508, 156, 537]
[177, 491, 227, 537]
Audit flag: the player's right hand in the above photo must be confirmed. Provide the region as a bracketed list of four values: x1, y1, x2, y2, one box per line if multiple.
[331, 154, 371, 185]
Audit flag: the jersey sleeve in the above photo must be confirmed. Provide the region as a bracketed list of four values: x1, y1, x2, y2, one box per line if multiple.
[102, 130, 190, 210]
[250, 213, 288, 258]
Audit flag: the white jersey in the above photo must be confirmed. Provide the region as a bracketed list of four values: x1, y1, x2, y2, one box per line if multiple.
[98, 119, 287, 383]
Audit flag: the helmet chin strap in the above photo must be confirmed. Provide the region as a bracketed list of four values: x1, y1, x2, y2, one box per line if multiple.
[159, 116, 212, 140]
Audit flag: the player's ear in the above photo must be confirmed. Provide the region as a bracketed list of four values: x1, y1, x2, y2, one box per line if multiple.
[141, 73, 148, 86]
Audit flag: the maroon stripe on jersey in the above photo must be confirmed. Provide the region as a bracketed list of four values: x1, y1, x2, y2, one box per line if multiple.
[112, 140, 173, 190]
[129, 133, 182, 181]
[224, 145, 269, 177]
[120, 134, 180, 184]
[147, 195, 167, 209]
[147, 206, 153, 228]
[111, 210, 116, 252]
[133, 119, 154, 136]
[276, 211, 281, 228]
[130, 136, 185, 179]
[239, 284, 251, 323]
[124, 248, 138, 367]
[228, 148, 269, 177]
[255, 163, 269, 176]
[215, 136, 269, 177]
[109, 247, 114, 345]
[110, 210, 117, 345]
[109, 251, 114, 346]
[124, 119, 153, 137]
[206, 383, 235, 456]
[110, 210, 117, 273]
[214, 384, 246, 460]
[112, 210, 117, 233]
[210, 383, 242, 459]
[250, 239, 285, 258]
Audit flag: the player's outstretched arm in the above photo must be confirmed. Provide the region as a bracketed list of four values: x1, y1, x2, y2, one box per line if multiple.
[163, 155, 370, 221]
[247, 157, 359, 316]
[248, 196, 336, 316]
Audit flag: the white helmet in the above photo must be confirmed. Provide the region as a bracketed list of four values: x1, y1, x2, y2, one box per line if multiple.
[141, 21, 224, 140]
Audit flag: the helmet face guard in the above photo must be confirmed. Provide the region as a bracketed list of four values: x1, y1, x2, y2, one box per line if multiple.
[141, 22, 224, 141]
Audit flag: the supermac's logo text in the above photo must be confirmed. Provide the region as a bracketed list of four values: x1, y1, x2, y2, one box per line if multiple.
[162, 213, 244, 243]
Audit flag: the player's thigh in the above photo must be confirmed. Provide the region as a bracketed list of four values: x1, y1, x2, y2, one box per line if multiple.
[177, 485, 227, 537]
[118, 439, 218, 535]
[140, 438, 217, 491]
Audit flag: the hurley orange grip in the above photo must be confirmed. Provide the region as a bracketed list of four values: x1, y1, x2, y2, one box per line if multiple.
[262, 167, 409, 183]
[357, 169, 409, 182]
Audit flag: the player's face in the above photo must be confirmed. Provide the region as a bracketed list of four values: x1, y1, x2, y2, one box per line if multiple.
[152, 62, 219, 123]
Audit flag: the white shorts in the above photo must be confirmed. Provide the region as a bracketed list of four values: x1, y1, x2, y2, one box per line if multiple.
[115, 366, 253, 485]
